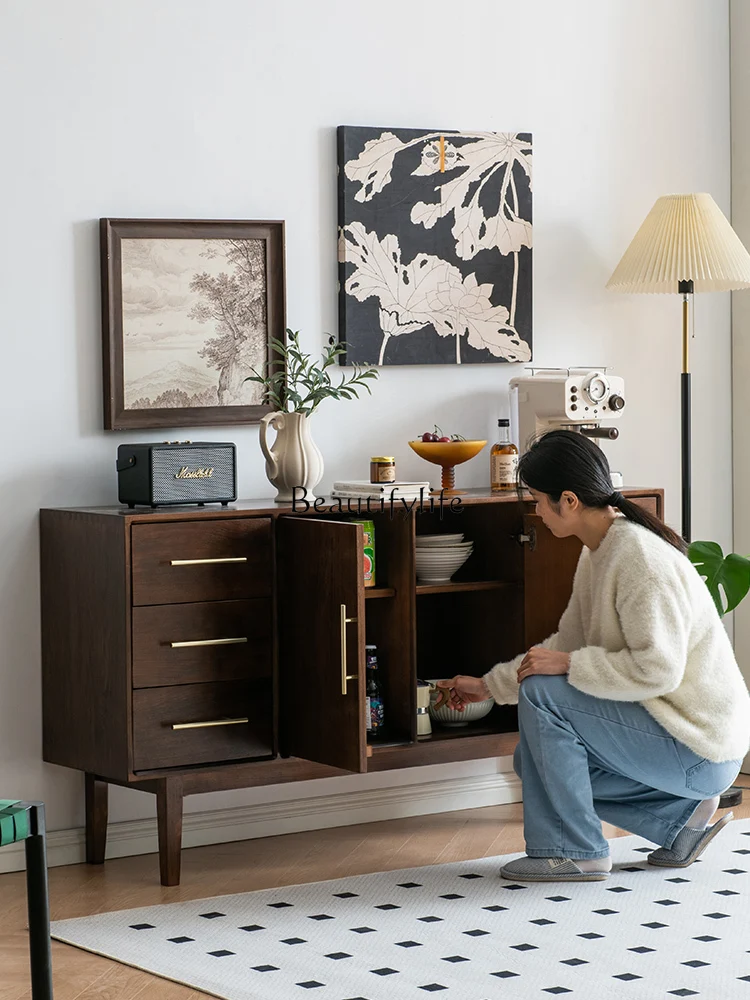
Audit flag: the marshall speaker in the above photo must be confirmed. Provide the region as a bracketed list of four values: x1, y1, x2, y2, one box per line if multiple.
[116, 441, 237, 508]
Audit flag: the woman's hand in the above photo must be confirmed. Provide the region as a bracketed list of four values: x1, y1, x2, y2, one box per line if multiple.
[434, 675, 492, 711]
[517, 647, 571, 683]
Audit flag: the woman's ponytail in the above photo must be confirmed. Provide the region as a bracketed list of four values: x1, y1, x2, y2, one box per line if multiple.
[517, 430, 687, 554]
[609, 492, 686, 554]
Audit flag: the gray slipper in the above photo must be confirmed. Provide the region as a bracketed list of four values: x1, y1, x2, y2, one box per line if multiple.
[647, 811, 734, 868]
[500, 856, 609, 882]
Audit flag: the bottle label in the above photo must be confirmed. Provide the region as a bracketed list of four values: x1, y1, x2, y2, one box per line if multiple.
[365, 696, 372, 731]
[491, 453, 518, 484]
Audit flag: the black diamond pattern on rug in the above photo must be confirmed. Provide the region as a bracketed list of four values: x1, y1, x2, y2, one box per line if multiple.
[48, 824, 750, 1000]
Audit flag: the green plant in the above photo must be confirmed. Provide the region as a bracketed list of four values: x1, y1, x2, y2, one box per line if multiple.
[688, 540, 750, 616]
[243, 329, 379, 416]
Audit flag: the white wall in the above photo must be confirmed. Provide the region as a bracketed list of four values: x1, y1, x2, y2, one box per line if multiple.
[0, 0, 733, 834]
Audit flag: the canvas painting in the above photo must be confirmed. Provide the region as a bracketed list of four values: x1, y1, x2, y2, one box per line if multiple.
[101, 219, 285, 430]
[337, 126, 532, 366]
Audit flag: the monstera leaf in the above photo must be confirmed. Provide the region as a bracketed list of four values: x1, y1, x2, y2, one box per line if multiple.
[688, 540, 750, 616]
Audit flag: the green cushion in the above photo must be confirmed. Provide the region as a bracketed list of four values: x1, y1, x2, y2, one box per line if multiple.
[0, 801, 30, 846]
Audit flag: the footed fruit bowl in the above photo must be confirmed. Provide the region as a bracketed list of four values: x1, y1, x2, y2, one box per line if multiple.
[408, 438, 487, 494]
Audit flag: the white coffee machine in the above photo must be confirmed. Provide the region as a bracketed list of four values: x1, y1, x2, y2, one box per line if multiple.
[509, 368, 626, 487]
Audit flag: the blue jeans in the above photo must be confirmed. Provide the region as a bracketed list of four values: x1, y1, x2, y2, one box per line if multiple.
[513, 675, 743, 859]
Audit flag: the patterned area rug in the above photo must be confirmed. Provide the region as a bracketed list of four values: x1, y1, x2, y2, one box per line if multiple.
[50, 822, 750, 1000]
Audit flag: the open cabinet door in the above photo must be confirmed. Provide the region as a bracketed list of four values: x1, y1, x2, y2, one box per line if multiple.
[277, 516, 366, 773]
[522, 513, 583, 649]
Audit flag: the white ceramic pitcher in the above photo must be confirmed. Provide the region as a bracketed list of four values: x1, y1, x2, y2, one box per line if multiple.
[259, 411, 325, 503]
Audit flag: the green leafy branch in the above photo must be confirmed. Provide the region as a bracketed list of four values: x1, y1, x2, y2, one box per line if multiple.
[243, 329, 379, 415]
[688, 540, 750, 616]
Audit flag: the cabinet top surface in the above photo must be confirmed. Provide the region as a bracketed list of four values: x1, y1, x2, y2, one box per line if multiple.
[41, 486, 663, 520]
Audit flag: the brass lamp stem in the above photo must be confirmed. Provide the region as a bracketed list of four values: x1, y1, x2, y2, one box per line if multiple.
[682, 292, 690, 374]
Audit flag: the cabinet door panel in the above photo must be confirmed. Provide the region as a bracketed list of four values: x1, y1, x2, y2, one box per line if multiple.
[523, 513, 582, 650]
[131, 518, 272, 605]
[132, 599, 272, 688]
[277, 517, 366, 773]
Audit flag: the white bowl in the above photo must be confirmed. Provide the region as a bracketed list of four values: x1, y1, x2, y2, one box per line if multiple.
[416, 534, 465, 546]
[424, 678, 495, 727]
[415, 548, 472, 582]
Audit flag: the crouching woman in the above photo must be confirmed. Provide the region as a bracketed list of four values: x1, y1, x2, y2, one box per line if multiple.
[437, 430, 750, 882]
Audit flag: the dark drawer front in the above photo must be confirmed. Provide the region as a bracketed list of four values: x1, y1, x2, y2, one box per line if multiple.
[132, 600, 272, 688]
[132, 681, 273, 770]
[131, 518, 272, 605]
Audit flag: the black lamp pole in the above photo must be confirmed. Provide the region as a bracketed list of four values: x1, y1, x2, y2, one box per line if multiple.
[678, 279, 692, 543]
[680, 279, 746, 808]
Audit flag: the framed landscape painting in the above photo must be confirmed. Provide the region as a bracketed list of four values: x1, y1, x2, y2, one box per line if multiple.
[337, 126, 532, 366]
[100, 218, 286, 430]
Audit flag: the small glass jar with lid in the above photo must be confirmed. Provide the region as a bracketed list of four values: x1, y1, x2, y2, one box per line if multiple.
[370, 456, 396, 483]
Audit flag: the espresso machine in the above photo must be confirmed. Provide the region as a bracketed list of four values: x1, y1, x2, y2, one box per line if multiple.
[508, 368, 626, 487]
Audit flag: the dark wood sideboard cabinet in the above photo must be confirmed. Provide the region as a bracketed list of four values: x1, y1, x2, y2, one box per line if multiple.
[39, 488, 663, 885]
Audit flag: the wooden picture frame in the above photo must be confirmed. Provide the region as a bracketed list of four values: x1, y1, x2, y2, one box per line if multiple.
[100, 218, 286, 430]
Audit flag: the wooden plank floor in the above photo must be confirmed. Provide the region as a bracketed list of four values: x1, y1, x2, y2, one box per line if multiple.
[2, 796, 748, 1000]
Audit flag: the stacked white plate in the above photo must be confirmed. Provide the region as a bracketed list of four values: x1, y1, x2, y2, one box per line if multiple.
[415, 533, 473, 583]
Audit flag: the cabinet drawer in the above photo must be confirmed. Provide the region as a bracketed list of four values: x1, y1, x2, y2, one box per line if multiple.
[132, 681, 273, 770]
[131, 518, 272, 605]
[132, 599, 272, 688]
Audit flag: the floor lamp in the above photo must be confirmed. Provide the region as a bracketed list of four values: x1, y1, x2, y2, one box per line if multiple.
[607, 192, 750, 807]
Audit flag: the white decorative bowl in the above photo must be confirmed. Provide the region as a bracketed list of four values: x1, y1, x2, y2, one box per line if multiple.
[424, 678, 495, 727]
[415, 545, 472, 582]
[416, 533, 466, 547]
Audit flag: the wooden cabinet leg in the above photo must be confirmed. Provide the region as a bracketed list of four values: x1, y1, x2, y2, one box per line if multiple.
[156, 777, 184, 886]
[85, 774, 109, 865]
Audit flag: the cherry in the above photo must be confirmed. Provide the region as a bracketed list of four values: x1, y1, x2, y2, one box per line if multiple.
[438, 436, 450, 442]
[421, 432, 434, 442]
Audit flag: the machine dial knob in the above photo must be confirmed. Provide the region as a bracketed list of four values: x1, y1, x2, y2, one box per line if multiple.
[609, 394, 625, 411]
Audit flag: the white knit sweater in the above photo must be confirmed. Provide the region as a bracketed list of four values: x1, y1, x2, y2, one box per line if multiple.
[483, 516, 750, 763]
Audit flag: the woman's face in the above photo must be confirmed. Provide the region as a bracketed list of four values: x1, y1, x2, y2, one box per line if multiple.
[529, 488, 578, 537]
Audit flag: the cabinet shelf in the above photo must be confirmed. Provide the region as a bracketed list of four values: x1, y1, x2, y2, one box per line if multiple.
[365, 586, 396, 599]
[416, 579, 516, 596]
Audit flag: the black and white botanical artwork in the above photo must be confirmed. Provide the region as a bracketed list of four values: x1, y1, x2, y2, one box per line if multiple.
[121, 238, 267, 409]
[337, 126, 532, 366]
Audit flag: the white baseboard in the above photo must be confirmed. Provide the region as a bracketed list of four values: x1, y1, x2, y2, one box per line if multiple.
[0, 771, 522, 875]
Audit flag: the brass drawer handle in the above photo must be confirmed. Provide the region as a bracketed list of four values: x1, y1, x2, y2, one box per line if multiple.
[171, 717, 249, 730]
[170, 557, 248, 566]
[340, 603, 358, 695]
[170, 637, 248, 648]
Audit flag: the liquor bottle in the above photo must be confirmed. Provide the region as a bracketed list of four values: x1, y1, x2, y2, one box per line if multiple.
[490, 418, 519, 492]
[365, 645, 385, 738]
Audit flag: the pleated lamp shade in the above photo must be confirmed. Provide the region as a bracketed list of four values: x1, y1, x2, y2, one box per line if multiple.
[606, 193, 750, 293]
